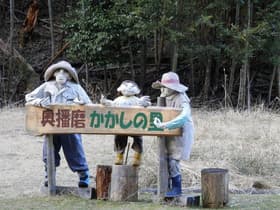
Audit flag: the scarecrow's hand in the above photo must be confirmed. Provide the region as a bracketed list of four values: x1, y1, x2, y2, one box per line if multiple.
[139, 96, 151, 107]
[153, 117, 167, 129]
[73, 97, 85, 105]
[25, 98, 42, 107]
[40, 97, 51, 108]
[100, 94, 113, 106]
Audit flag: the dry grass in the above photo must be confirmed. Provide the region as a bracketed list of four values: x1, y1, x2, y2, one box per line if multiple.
[0, 107, 279, 199]
[138, 107, 280, 191]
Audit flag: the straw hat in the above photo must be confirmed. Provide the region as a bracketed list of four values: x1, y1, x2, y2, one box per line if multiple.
[44, 60, 79, 83]
[152, 71, 188, 92]
[117, 80, 140, 96]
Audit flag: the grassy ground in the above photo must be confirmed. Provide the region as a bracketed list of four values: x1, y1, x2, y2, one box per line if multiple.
[0, 194, 280, 210]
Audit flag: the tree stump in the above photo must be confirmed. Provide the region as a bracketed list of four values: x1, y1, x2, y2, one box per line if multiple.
[110, 165, 138, 201]
[96, 165, 112, 200]
[201, 168, 229, 208]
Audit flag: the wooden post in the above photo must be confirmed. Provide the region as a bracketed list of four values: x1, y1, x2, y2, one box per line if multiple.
[110, 165, 138, 201]
[47, 134, 56, 195]
[201, 168, 229, 208]
[96, 165, 112, 200]
[157, 97, 169, 198]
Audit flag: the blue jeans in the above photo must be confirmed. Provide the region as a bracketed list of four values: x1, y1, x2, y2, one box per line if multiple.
[43, 134, 88, 172]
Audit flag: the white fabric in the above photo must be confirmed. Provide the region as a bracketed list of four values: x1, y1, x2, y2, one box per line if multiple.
[25, 81, 92, 106]
[164, 92, 194, 160]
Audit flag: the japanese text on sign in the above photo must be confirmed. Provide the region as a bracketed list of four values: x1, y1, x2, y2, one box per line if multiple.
[41, 109, 164, 131]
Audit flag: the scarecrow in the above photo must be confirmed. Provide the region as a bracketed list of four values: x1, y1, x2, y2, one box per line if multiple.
[25, 60, 91, 188]
[152, 72, 194, 197]
[100, 80, 151, 166]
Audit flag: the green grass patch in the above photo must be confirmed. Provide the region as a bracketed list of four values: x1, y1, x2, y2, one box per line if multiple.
[0, 194, 279, 210]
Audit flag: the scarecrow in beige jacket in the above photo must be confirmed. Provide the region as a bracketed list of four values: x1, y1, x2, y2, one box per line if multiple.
[152, 71, 194, 197]
[101, 80, 151, 166]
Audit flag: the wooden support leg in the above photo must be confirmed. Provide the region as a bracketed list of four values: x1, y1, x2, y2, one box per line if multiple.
[157, 97, 169, 199]
[47, 134, 56, 195]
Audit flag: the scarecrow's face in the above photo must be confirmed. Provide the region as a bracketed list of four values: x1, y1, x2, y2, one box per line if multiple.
[54, 69, 70, 85]
[160, 87, 175, 97]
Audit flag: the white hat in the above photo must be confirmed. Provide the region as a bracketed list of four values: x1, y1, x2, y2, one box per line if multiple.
[44, 60, 79, 83]
[117, 80, 140, 96]
[152, 71, 188, 92]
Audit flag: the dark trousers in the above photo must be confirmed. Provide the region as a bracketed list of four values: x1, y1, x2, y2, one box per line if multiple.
[114, 135, 143, 154]
[43, 134, 88, 172]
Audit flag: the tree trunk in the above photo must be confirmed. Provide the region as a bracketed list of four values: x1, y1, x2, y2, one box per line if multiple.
[9, 0, 14, 54]
[228, 1, 240, 98]
[190, 58, 195, 95]
[48, 0, 55, 57]
[171, 43, 178, 72]
[104, 66, 108, 93]
[238, 63, 247, 109]
[277, 65, 280, 98]
[8, 0, 14, 104]
[246, 0, 252, 110]
[268, 66, 276, 103]
[228, 60, 237, 97]
[140, 39, 147, 90]
[172, 0, 184, 72]
[154, 29, 163, 73]
[238, 0, 252, 110]
[202, 57, 212, 101]
[128, 41, 135, 81]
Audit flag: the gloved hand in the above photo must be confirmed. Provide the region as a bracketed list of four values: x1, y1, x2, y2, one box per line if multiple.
[153, 117, 167, 129]
[73, 97, 85, 105]
[100, 94, 113, 106]
[139, 96, 151, 107]
[26, 98, 42, 107]
[26, 98, 50, 108]
[40, 97, 51, 108]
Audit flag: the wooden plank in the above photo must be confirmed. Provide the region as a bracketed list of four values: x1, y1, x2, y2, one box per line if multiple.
[157, 97, 169, 199]
[25, 104, 181, 136]
[46, 134, 56, 196]
[41, 186, 96, 199]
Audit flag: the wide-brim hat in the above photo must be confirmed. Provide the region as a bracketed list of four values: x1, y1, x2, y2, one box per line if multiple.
[44, 60, 79, 83]
[117, 80, 140, 96]
[152, 71, 188, 92]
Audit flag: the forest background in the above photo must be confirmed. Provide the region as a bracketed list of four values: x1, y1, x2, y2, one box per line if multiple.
[0, 0, 279, 109]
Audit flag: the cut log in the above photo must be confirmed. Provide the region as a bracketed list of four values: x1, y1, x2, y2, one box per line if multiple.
[110, 165, 138, 201]
[96, 165, 112, 200]
[201, 168, 229, 208]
